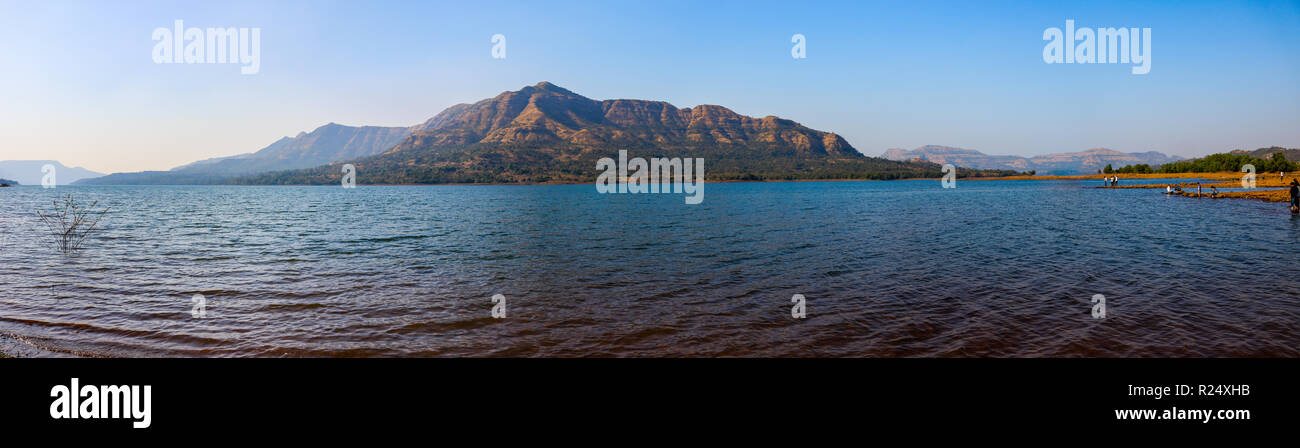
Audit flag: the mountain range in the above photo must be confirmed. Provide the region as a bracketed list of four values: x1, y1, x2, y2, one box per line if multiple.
[881, 145, 1184, 175]
[1232, 146, 1300, 163]
[81, 123, 412, 185]
[0, 160, 103, 186]
[393, 82, 859, 154]
[86, 82, 1014, 185]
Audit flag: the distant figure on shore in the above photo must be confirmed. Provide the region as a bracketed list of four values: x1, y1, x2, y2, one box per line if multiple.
[1165, 185, 1173, 194]
[1113, 176, 1119, 186]
[1197, 183, 1203, 197]
[1210, 186, 1219, 197]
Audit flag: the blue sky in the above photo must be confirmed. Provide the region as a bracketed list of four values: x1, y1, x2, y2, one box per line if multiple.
[1, 0, 1297, 173]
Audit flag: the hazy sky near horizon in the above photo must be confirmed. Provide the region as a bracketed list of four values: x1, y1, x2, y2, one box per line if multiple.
[1, 0, 1297, 174]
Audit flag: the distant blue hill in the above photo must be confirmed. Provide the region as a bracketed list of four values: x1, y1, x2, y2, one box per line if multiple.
[0, 160, 103, 185]
[78, 123, 412, 185]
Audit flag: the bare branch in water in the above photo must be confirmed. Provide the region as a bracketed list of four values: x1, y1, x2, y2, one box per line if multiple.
[35, 194, 110, 253]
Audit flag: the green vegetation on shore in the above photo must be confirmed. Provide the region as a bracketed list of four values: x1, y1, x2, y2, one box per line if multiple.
[1116, 150, 1297, 174]
[1111, 164, 1155, 174]
[1157, 152, 1295, 173]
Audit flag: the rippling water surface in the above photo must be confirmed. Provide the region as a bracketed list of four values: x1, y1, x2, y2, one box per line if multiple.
[1, 180, 1297, 357]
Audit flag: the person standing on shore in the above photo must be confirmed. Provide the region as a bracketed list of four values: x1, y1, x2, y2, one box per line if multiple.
[1197, 183, 1203, 197]
[1290, 179, 1299, 211]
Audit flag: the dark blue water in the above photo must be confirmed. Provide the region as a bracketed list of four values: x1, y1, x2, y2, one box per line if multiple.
[1, 180, 1297, 357]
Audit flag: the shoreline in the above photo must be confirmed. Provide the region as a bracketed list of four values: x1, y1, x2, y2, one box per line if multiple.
[0, 333, 82, 358]
[1095, 173, 1297, 203]
[969, 171, 1297, 205]
[49, 171, 1300, 206]
[61, 171, 1265, 187]
[69, 177, 914, 187]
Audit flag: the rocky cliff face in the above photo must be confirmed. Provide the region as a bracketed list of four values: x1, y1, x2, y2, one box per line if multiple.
[392, 82, 859, 157]
[87, 82, 980, 185]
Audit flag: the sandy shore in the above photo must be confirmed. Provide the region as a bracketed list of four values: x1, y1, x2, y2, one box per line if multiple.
[968, 172, 1256, 181]
[1094, 173, 1298, 203]
[962, 171, 1296, 205]
[0, 333, 81, 358]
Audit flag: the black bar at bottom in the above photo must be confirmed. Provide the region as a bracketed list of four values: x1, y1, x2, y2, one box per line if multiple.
[1, 359, 1292, 437]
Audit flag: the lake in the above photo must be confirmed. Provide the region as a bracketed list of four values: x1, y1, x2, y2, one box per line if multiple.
[1, 180, 1297, 357]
